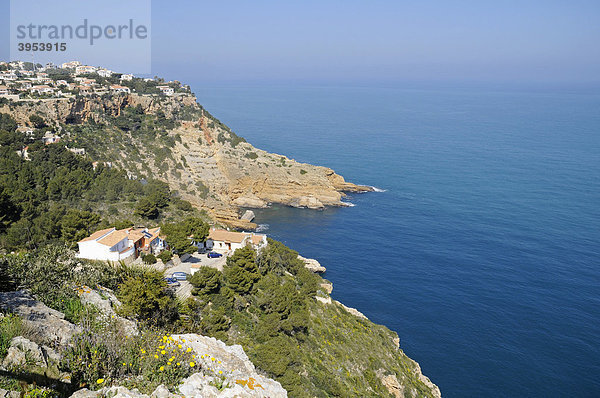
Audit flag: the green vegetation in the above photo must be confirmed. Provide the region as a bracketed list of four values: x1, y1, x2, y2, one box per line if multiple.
[64, 328, 195, 393]
[160, 217, 209, 254]
[142, 253, 157, 264]
[117, 271, 178, 327]
[157, 249, 173, 263]
[0, 314, 27, 358]
[0, 115, 206, 250]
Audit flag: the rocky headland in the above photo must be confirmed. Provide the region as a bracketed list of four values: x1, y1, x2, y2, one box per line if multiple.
[0, 93, 372, 228]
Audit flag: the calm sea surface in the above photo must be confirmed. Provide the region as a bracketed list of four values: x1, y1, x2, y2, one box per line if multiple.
[190, 83, 600, 397]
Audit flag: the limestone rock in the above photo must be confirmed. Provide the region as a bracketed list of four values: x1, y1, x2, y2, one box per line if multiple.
[174, 334, 287, 397]
[320, 282, 333, 294]
[0, 389, 21, 398]
[69, 389, 99, 398]
[1, 336, 66, 382]
[315, 296, 332, 305]
[77, 286, 138, 336]
[298, 255, 326, 273]
[335, 300, 368, 320]
[411, 359, 442, 398]
[2, 336, 45, 368]
[232, 196, 268, 208]
[377, 371, 404, 398]
[0, 291, 81, 345]
[150, 385, 175, 398]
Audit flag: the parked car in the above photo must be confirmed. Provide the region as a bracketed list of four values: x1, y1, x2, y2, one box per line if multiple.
[171, 272, 188, 281]
[164, 277, 180, 287]
[207, 252, 223, 258]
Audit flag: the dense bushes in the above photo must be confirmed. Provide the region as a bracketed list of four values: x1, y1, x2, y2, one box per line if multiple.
[223, 246, 259, 294]
[0, 134, 186, 250]
[188, 267, 221, 296]
[117, 270, 179, 328]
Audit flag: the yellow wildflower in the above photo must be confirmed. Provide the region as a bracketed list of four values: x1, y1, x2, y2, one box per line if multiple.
[176, 362, 180, 366]
[190, 362, 195, 367]
[96, 379, 104, 384]
[154, 354, 159, 359]
[178, 344, 182, 349]
[159, 366, 164, 371]
[161, 350, 166, 355]
[186, 347, 192, 352]
[218, 370, 223, 374]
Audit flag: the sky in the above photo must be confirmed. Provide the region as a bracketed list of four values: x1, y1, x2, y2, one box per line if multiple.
[1, 0, 599, 85]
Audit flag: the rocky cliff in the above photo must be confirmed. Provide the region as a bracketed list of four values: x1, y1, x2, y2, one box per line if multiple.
[0, 94, 372, 228]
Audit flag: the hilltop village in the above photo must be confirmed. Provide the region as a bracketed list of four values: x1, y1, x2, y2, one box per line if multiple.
[0, 60, 187, 99]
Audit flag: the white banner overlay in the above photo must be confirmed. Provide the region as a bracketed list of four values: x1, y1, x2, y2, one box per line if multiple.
[10, 0, 151, 74]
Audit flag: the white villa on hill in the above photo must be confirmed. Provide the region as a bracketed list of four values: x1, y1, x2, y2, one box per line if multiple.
[77, 227, 165, 261]
[157, 85, 174, 96]
[197, 228, 267, 253]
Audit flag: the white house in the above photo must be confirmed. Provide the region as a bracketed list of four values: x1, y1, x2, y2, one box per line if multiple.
[75, 65, 97, 75]
[16, 126, 34, 137]
[30, 85, 54, 95]
[77, 226, 166, 261]
[16, 146, 30, 160]
[61, 61, 81, 69]
[77, 227, 135, 261]
[0, 86, 8, 96]
[16, 80, 32, 89]
[0, 72, 17, 81]
[42, 131, 61, 145]
[157, 85, 174, 96]
[198, 228, 267, 253]
[97, 68, 113, 78]
[110, 85, 131, 94]
[67, 147, 86, 156]
[120, 74, 134, 81]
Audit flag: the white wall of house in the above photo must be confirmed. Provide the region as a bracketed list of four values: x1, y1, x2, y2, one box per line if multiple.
[77, 238, 133, 261]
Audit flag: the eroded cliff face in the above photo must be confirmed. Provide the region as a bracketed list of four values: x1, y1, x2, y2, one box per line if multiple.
[0, 94, 372, 227]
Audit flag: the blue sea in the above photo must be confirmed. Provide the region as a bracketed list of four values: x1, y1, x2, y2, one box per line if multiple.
[190, 82, 600, 397]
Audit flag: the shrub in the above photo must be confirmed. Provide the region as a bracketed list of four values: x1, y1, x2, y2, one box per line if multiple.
[244, 152, 258, 160]
[134, 197, 159, 219]
[189, 267, 221, 296]
[143, 253, 157, 264]
[157, 250, 173, 263]
[175, 199, 193, 212]
[117, 270, 178, 327]
[223, 246, 259, 294]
